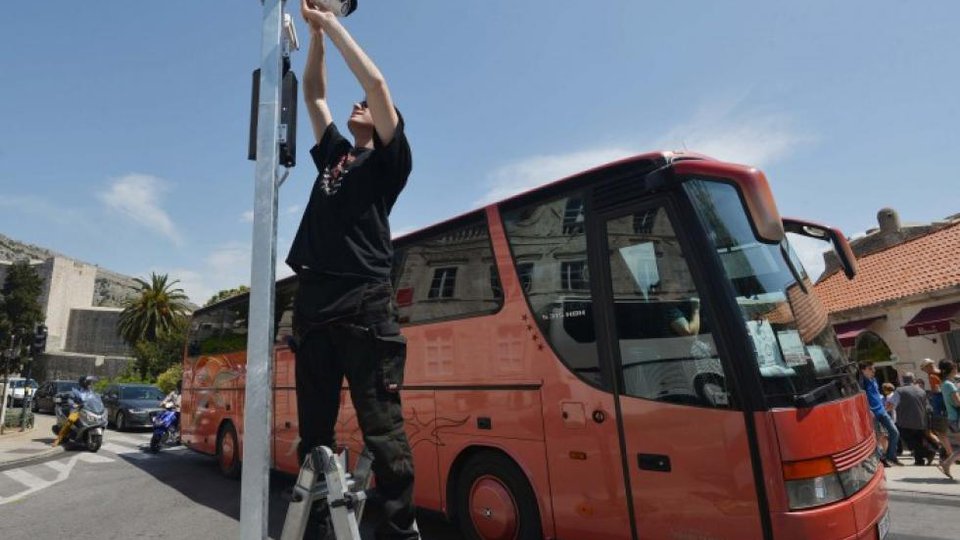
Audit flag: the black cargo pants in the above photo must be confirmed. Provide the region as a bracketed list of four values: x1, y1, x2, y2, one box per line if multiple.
[294, 281, 418, 540]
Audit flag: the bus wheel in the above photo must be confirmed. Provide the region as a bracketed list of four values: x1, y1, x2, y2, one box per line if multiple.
[455, 452, 542, 540]
[217, 422, 241, 479]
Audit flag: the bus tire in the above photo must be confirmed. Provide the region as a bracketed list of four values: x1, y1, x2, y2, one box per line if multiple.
[454, 451, 543, 540]
[217, 422, 241, 479]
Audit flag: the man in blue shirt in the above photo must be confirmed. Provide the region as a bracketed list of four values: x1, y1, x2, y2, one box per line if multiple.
[859, 363, 902, 467]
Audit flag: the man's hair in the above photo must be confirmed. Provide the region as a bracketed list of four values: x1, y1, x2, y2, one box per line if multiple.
[857, 362, 873, 371]
[902, 372, 915, 384]
[939, 359, 957, 377]
[882, 382, 895, 393]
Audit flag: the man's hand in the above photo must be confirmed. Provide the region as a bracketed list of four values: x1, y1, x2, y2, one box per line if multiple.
[301, 0, 336, 31]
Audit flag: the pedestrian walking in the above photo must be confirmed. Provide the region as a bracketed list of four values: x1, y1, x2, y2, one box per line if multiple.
[894, 373, 934, 465]
[860, 363, 903, 467]
[936, 360, 960, 479]
[923, 358, 954, 463]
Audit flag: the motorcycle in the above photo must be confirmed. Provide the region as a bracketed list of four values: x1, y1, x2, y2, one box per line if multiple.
[52, 393, 107, 452]
[149, 402, 180, 452]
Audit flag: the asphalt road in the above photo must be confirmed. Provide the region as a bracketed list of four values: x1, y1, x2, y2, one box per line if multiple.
[0, 428, 459, 540]
[0, 427, 954, 540]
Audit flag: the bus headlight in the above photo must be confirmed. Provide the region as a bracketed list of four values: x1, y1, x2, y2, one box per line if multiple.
[837, 455, 879, 496]
[783, 453, 879, 511]
[785, 474, 845, 510]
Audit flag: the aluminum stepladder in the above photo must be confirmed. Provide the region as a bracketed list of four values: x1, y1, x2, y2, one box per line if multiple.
[281, 446, 374, 540]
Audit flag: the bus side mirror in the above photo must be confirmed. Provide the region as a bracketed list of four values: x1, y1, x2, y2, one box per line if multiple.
[783, 218, 858, 280]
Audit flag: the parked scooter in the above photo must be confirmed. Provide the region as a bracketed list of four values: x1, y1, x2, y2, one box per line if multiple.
[149, 402, 180, 452]
[53, 393, 107, 452]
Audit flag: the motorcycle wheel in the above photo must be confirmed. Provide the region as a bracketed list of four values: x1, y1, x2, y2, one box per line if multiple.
[86, 432, 102, 453]
[150, 433, 162, 453]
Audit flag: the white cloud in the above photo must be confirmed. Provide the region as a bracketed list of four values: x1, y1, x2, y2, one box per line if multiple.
[160, 242, 296, 305]
[477, 101, 810, 205]
[99, 174, 181, 245]
[655, 106, 810, 168]
[241, 210, 255, 223]
[478, 147, 636, 206]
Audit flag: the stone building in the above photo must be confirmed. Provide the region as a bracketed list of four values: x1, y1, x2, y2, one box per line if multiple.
[814, 208, 960, 384]
[0, 256, 134, 381]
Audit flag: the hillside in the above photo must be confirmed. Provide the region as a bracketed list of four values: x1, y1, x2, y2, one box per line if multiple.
[0, 232, 140, 308]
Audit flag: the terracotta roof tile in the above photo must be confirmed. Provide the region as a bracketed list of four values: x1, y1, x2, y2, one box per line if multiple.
[814, 221, 960, 313]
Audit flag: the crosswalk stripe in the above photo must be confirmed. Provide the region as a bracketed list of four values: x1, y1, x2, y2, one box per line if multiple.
[77, 453, 115, 464]
[101, 442, 152, 460]
[109, 434, 149, 446]
[4, 469, 50, 489]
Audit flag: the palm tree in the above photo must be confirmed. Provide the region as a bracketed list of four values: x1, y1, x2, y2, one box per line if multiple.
[118, 273, 190, 346]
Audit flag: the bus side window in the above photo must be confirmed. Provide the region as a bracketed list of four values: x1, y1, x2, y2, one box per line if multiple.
[604, 207, 732, 409]
[503, 193, 605, 388]
[393, 214, 502, 325]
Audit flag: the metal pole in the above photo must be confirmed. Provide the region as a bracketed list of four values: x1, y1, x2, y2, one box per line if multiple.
[242, 0, 283, 538]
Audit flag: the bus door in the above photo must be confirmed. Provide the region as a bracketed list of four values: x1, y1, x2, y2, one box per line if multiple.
[590, 199, 765, 539]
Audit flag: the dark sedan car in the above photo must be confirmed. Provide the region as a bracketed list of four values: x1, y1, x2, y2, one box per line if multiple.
[102, 384, 166, 430]
[32, 380, 80, 413]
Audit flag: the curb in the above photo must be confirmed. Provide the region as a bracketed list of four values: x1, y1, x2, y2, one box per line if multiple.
[0, 445, 66, 473]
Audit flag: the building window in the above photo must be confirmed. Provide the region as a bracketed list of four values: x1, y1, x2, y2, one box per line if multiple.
[428, 267, 458, 299]
[633, 209, 657, 234]
[561, 260, 589, 291]
[562, 198, 585, 235]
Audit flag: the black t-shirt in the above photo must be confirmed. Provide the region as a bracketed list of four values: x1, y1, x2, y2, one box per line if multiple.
[287, 116, 411, 280]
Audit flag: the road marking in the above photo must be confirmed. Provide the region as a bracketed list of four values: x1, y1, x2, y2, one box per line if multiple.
[44, 460, 71, 473]
[0, 453, 113, 506]
[77, 453, 114, 464]
[101, 442, 152, 460]
[109, 434, 150, 446]
[4, 469, 50, 490]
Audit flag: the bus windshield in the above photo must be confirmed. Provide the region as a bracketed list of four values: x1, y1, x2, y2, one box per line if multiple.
[686, 179, 860, 408]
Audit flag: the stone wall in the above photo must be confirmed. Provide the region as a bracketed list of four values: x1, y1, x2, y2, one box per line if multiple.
[36, 257, 97, 352]
[32, 352, 135, 383]
[65, 308, 132, 356]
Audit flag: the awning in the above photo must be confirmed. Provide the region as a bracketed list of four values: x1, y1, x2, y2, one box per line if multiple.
[834, 317, 883, 347]
[903, 302, 960, 337]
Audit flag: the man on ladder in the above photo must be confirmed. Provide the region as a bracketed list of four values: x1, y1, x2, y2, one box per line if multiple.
[285, 1, 417, 538]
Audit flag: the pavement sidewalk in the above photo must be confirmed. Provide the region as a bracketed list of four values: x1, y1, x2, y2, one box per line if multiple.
[0, 412, 64, 472]
[884, 461, 960, 498]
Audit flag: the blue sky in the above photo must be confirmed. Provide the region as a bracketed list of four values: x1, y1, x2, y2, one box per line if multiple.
[1, 1, 958, 304]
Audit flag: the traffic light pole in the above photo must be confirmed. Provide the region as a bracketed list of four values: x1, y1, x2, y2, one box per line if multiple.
[242, 1, 287, 538]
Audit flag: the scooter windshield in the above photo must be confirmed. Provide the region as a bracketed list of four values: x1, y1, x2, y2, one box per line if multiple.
[83, 394, 105, 414]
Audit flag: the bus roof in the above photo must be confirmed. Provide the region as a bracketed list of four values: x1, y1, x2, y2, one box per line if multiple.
[392, 150, 718, 244]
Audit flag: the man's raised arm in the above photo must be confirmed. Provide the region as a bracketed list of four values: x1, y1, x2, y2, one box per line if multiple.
[301, 0, 333, 143]
[302, 1, 400, 145]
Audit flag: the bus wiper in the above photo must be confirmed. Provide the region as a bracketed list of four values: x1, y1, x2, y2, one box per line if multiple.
[794, 379, 840, 408]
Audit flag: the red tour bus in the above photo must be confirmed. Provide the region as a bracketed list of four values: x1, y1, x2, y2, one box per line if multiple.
[182, 152, 887, 540]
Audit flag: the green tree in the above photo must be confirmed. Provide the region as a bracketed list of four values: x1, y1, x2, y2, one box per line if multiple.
[131, 317, 188, 379]
[0, 261, 45, 365]
[118, 273, 190, 346]
[156, 363, 183, 394]
[205, 285, 250, 307]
